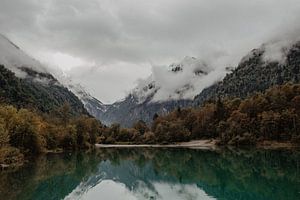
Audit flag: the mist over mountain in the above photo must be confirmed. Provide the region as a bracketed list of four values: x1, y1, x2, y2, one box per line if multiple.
[0, 34, 87, 115]
[1, 30, 300, 129]
[133, 56, 226, 102]
[95, 36, 300, 127]
[94, 56, 230, 126]
[194, 39, 300, 105]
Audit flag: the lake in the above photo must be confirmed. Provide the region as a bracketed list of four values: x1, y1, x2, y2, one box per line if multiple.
[0, 148, 300, 200]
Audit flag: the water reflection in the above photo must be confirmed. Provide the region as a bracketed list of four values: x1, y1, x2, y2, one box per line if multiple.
[0, 148, 300, 200]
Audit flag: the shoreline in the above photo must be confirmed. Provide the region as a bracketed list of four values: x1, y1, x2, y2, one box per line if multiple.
[96, 139, 300, 150]
[256, 141, 300, 149]
[96, 139, 218, 149]
[2, 140, 299, 170]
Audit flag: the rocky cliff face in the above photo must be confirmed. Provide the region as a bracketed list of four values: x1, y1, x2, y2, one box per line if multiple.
[67, 83, 108, 119]
[100, 94, 192, 127]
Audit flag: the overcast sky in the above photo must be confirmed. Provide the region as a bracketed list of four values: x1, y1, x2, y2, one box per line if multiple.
[1, 0, 300, 103]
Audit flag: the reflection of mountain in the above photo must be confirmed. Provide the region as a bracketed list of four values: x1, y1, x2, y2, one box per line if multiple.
[66, 159, 216, 200]
[66, 149, 300, 200]
[1, 149, 300, 200]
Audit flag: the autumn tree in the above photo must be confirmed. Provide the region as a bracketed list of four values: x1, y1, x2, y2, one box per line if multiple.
[0, 119, 9, 148]
[133, 120, 149, 135]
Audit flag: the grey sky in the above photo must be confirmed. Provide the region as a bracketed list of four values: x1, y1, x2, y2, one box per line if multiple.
[1, 0, 300, 103]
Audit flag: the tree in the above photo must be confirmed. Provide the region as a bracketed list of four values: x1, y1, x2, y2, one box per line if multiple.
[191, 103, 216, 138]
[60, 125, 77, 150]
[10, 109, 44, 154]
[226, 110, 251, 138]
[0, 105, 18, 134]
[183, 111, 197, 133]
[142, 131, 155, 144]
[133, 120, 149, 135]
[259, 111, 281, 140]
[153, 113, 159, 121]
[292, 95, 300, 115]
[0, 119, 9, 148]
[55, 102, 71, 126]
[280, 109, 299, 140]
[109, 123, 121, 139]
[154, 120, 190, 143]
[215, 97, 226, 120]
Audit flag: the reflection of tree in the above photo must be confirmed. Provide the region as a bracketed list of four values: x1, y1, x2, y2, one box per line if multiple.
[0, 152, 100, 200]
[1, 148, 300, 200]
[96, 148, 300, 200]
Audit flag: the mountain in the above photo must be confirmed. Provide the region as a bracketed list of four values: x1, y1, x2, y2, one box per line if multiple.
[100, 95, 192, 127]
[97, 40, 300, 127]
[132, 56, 220, 102]
[97, 56, 224, 127]
[67, 83, 109, 121]
[194, 41, 300, 105]
[0, 34, 87, 115]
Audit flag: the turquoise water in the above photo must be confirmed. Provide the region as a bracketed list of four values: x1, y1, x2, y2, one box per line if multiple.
[0, 148, 300, 200]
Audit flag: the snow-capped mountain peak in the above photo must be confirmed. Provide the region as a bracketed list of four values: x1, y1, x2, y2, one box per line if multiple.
[169, 56, 211, 75]
[131, 56, 223, 103]
[66, 81, 108, 114]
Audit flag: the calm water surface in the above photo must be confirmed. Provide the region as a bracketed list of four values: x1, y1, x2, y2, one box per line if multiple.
[0, 148, 300, 200]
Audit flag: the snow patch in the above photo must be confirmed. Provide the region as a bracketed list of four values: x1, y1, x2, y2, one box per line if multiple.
[131, 56, 228, 103]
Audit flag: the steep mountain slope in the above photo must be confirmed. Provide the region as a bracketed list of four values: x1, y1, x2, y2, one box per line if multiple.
[67, 83, 108, 119]
[194, 41, 300, 105]
[101, 95, 192, 127]
[0, 34, 87, 115]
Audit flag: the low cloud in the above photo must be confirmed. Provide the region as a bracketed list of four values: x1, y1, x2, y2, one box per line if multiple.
[1, 0, 300, 103]
[133, 55, 230, 102]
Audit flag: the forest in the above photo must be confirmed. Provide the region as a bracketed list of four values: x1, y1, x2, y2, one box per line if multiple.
[1, 83, 300, 167]
[99, 83, 300, 145]
[0, 103, 103, 167]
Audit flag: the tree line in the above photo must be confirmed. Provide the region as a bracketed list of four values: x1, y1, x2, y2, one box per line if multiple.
[1, 83, 300, 167]
[99, 83, 300, 145]
[0, 103, 104, 167]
